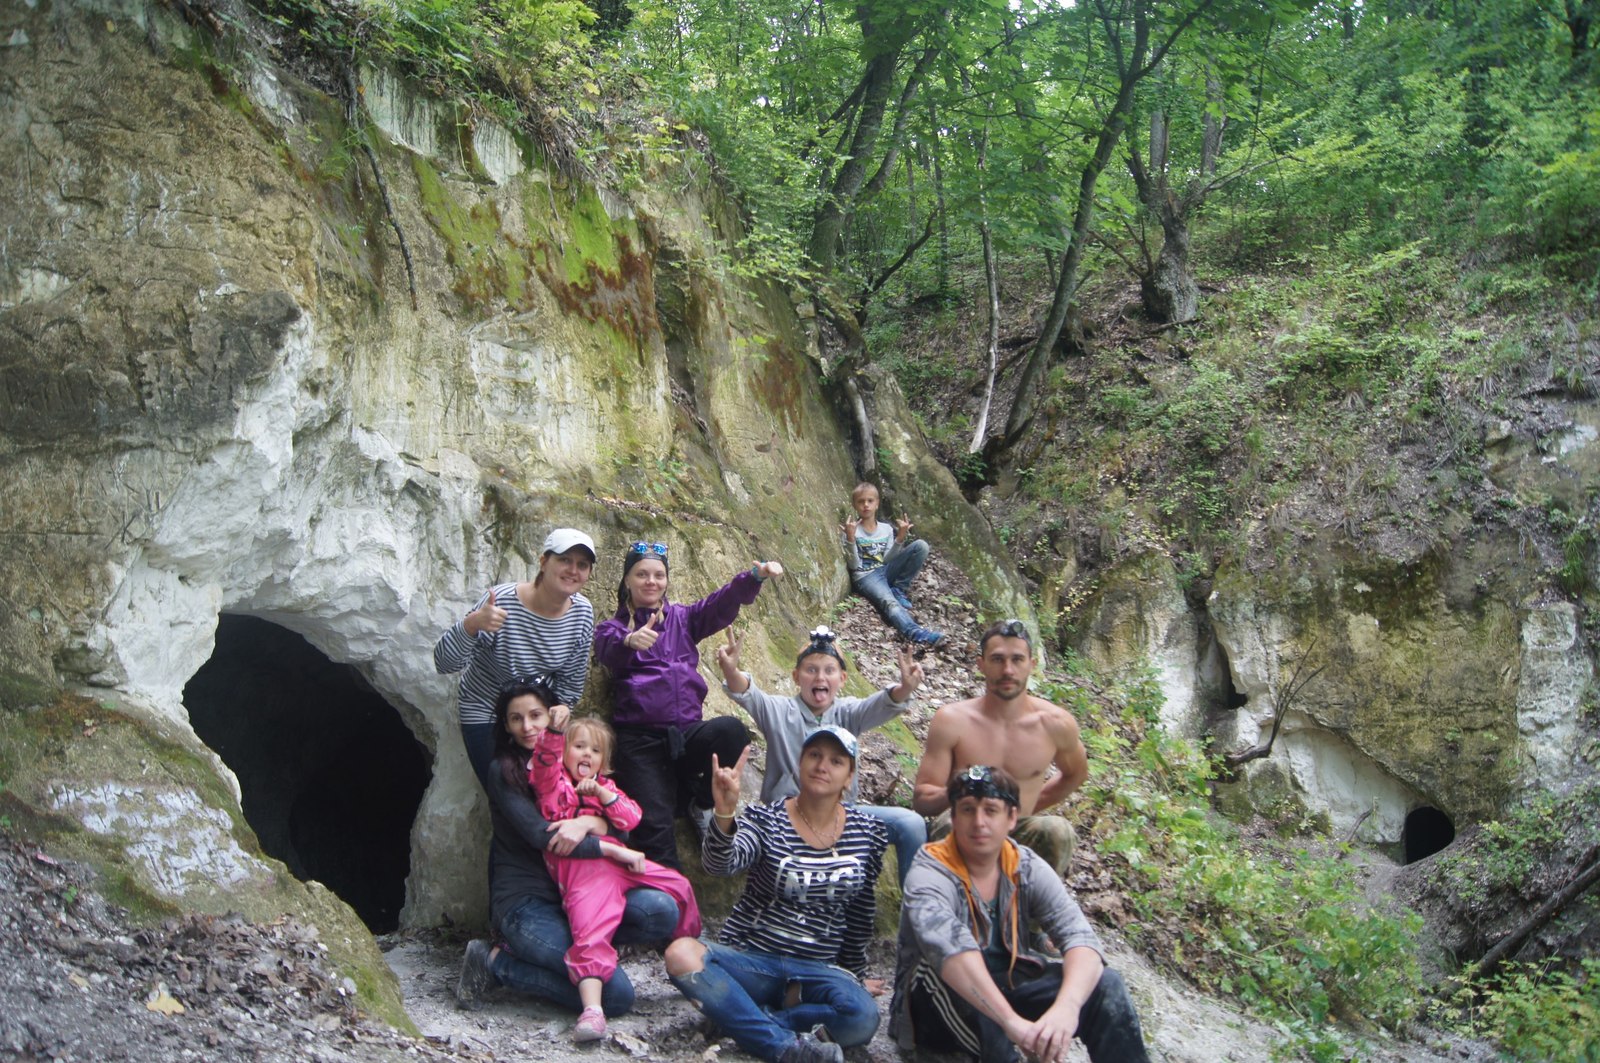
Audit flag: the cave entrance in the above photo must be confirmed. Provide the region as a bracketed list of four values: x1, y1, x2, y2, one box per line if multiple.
[182, 614, 431, 932]
[1403, 806, 1456, 864]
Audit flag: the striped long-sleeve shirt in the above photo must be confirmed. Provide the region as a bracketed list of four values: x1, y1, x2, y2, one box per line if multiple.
[704, 798, 888, 978]
[433, 584, 595, 727]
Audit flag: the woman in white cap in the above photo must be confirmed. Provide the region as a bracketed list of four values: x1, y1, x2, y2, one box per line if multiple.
[442, 532, 685, 1021]
[663, 725, 889, 1063]
[434, 527, 599, 788]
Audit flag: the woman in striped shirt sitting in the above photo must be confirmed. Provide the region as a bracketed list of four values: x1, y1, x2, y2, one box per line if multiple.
[664, 725, 889, 1063]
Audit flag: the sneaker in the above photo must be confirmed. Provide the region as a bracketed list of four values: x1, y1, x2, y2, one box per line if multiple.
[777, 1031, 843, 1063]
[455, 939, 497, 1011]
[910, 627, 945, 648]
[891, 588, 915, 609]
[574, 1005, 607, 1042]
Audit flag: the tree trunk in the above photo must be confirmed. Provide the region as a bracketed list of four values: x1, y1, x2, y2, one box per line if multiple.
[808, 49, 902, 276]
[1200, 68, 1225, 176]
[1000, 0, 1214, 446]
[970, 116, 1000, 453]
[1000, 107, 1132, 445]
[1142, 203, 1198, 324]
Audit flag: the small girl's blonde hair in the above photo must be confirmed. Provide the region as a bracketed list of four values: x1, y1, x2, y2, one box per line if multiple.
[567, 717, 616, 775]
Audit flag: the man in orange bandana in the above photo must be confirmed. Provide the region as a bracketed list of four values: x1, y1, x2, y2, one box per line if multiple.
[890, 766, 1150, 1063]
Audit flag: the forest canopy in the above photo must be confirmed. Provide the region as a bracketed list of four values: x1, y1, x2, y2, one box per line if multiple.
[253, 0, 1598, 470]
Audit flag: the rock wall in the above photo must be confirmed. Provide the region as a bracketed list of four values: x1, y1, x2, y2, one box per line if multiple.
[1074, 529, 1596, 849]
[0, 0, 1027, 947]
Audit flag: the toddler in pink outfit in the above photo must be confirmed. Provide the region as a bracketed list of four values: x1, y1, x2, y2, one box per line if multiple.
[528, 713, 701, 1042]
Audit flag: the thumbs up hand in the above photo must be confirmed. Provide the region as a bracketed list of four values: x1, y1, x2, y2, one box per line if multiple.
[465, 587, 509, 636]
[625, 609, 661, 652]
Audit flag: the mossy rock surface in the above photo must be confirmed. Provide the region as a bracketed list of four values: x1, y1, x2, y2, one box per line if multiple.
[0, 688, 413, 1034]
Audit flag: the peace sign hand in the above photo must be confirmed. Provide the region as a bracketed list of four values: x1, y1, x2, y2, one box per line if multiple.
[896, 645, 925, 697]
[715, 628, 743, 672]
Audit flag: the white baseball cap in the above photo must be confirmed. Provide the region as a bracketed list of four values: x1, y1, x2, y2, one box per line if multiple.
[802, 724, 859, 762]
[542, 528, 596, 560]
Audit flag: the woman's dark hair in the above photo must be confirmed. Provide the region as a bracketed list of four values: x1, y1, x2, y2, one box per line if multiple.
[492, 676, 559, 791]
[614, 542, 670, 615]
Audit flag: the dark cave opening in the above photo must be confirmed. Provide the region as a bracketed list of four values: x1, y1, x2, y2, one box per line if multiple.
[1222, 662, 1249, 710]
[1403, 805, 1456, 864]
[182, 614, 432, 932]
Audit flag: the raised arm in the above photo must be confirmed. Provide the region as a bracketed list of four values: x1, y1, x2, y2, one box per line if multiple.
[703, 747, 763, 875]
[1034, 705, 1089, 811]
[912, 707, 961, 815]
[433, 585, 505, 674]
[889, 644, 925, 703]
[686, 567, 772, 643]
[715, 628, 750, 694]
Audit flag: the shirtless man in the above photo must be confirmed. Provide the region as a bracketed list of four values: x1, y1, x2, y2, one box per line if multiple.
[913, 619, 1087, 877]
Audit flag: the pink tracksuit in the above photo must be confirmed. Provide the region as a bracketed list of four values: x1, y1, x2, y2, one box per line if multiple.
[528, 731, 701, 983]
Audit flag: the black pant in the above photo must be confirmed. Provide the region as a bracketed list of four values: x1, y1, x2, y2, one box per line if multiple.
[611, 717, 750, 871]
[908, 964, 1150, 1063]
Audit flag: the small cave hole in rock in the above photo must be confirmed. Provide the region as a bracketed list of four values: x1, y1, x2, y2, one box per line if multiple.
[183, 615, 431, 932]
[1223, 665, 1249, 710]
[1403, 806, 1456, 864]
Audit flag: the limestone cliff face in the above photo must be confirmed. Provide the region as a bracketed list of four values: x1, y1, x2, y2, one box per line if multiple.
[0, 0, 1026, 948]
[1073, 520, 1596, 850]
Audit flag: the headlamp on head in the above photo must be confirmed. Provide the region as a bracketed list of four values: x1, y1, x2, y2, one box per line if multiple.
[952, 764, 1020, 807]
[796, 625, 845, 668]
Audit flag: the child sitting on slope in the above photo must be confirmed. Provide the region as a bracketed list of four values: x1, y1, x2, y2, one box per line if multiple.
[524, 693, 702, 1042]
[716, 625, 928, 885]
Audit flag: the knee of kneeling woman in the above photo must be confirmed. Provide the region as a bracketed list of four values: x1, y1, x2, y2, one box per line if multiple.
[663, 936, 707, 978]
[601, 973, 637, 1017]
[828, 992, 882, 1048]
[629, 887, 684, 940]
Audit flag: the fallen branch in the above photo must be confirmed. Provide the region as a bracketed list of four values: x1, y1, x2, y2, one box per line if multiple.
[1473, 844, 1600, 982]
[1224, 648, 1326, 771]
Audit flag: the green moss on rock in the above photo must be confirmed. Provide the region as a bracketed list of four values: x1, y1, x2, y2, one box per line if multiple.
[0, 693, 414, 1034]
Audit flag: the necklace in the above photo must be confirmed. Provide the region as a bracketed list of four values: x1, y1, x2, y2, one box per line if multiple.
[791, 800, 843, 852]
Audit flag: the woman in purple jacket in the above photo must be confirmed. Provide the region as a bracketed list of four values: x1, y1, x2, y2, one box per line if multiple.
[593, 541, 783, 870]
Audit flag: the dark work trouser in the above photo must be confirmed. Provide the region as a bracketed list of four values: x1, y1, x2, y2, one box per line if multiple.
[611, 717, 750, 871]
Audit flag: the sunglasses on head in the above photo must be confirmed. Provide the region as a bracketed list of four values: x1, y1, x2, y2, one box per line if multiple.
[501, 673, 558, 695]
[629, 541, 669, 557]
[998, 618, 1029, 641]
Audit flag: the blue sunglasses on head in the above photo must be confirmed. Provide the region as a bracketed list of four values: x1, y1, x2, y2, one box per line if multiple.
[629, 541, 668, 557]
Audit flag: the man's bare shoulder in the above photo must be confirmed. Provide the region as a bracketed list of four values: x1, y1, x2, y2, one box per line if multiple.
[930, 695, 985, 721]
[1025, 694, 1083, 731]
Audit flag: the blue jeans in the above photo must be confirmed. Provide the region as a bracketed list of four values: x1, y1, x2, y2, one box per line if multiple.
[857, 803, 926, 887]
[669, 942, 880, 1061]
[494, 888, 680, 1015]
[851, 540, 930, 638]
[978, 967, 1149, 1063]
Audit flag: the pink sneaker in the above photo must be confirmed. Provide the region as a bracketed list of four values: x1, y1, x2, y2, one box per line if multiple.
[574, 1005, 607, 1043]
